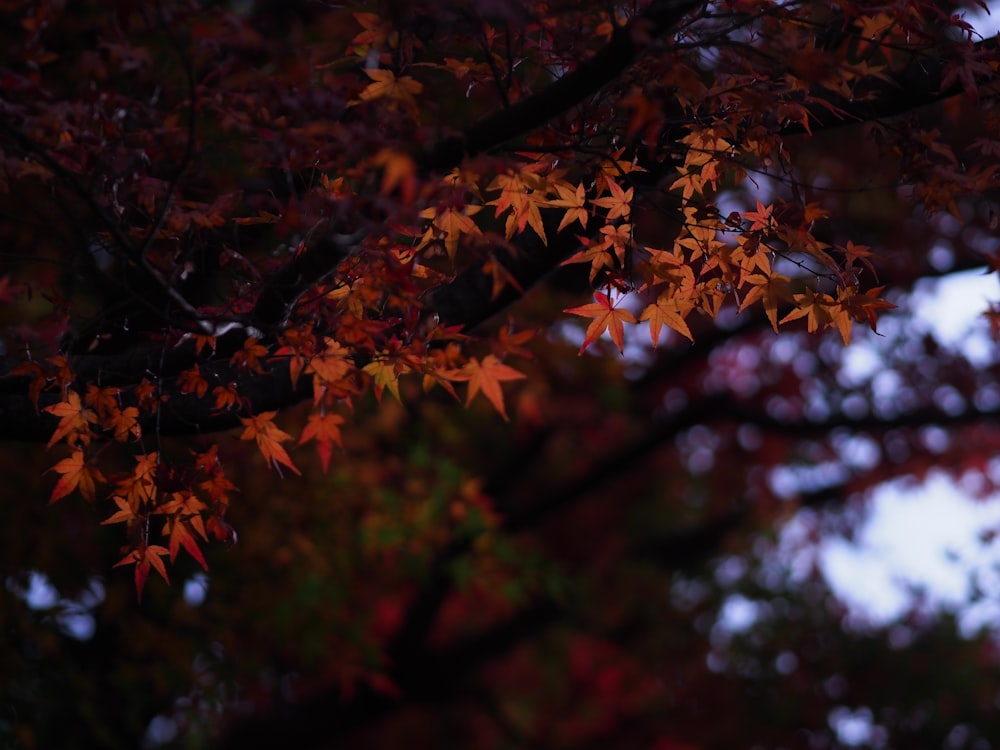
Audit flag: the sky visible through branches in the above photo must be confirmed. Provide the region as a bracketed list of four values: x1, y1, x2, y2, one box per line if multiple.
[809, 269, 1000, 630]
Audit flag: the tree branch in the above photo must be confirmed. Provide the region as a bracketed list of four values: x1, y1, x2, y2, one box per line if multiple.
[246, 0, 708, 337]
[423, 0, 708, 169]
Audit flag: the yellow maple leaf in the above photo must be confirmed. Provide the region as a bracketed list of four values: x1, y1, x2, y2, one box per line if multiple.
[363, 356, 410, 402]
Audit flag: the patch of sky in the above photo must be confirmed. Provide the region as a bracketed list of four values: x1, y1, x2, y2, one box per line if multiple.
[778, 472, 1000, 635]
[7, 571, 105, 640]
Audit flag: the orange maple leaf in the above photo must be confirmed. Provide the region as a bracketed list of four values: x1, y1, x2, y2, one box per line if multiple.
[276, 327, 317, 389]
[547, 181, 588, 232]
[562, 237, 618, 284]
[177, 365, 209, 398]
[212, 382, 240, 412]
[494, 325, 536, 360]
[670, 167, 706, 201]
[482, 254, 524, 301]
[564, 293, 637, 355]
[114, 544, 170, 603]
[155, 490, 208, 518]
[101, 495, 139, 526]
[835, 285, 896, 344]
[639, 293, 694, 345]
[486, 168, 550, 244]
[114, 452, 159, 506]
[358, 68, 423, 105]
[739, 273, 792, 333]
[486, 168, 545, 217]
[372, 148, 418, 203]
[84, 384, 119, 420]
[298, 412, 346, 473]
[419, 205, 482, 259]
[306, 338, 354, 386]
[421, 364, 462, 400]
[200, 472, 237, 507]
[501, 194, 548, 244]
[230, 337, 268, 374]
[455, 355, 526, 421]
[854, 12, 896, 56]
[44, 389, 97, 448]
[841, 240, 878, 277]
[591, 177, 633, 221]
[597, 223, 631, 267]
[779, 288, 834, 333]
[239, 411, 301, 476]
[350, 12, 392, 51]
[108, 405, 141, 442]
[162, 517, 208, 570]
[134, 378, 163, 414]
[49, 449, 105, 503]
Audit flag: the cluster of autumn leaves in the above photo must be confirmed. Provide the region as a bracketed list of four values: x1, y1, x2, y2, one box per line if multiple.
[30, 141, 896, 598]
[21, 6, 919, 598]
[27, 322, 534, 599]
[413, 148, 894, 357]
[25, 375, 237, 598]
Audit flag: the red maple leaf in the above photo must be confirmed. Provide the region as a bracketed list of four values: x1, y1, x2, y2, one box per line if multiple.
[298, 412, 346, 472]
[114, 544, 170, 602]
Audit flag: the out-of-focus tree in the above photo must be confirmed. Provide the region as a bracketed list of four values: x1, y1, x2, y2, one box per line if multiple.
[4, 0, 1000, 748]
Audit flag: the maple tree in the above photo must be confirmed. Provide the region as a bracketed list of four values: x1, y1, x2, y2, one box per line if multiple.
[6, 0, 1000, 747]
